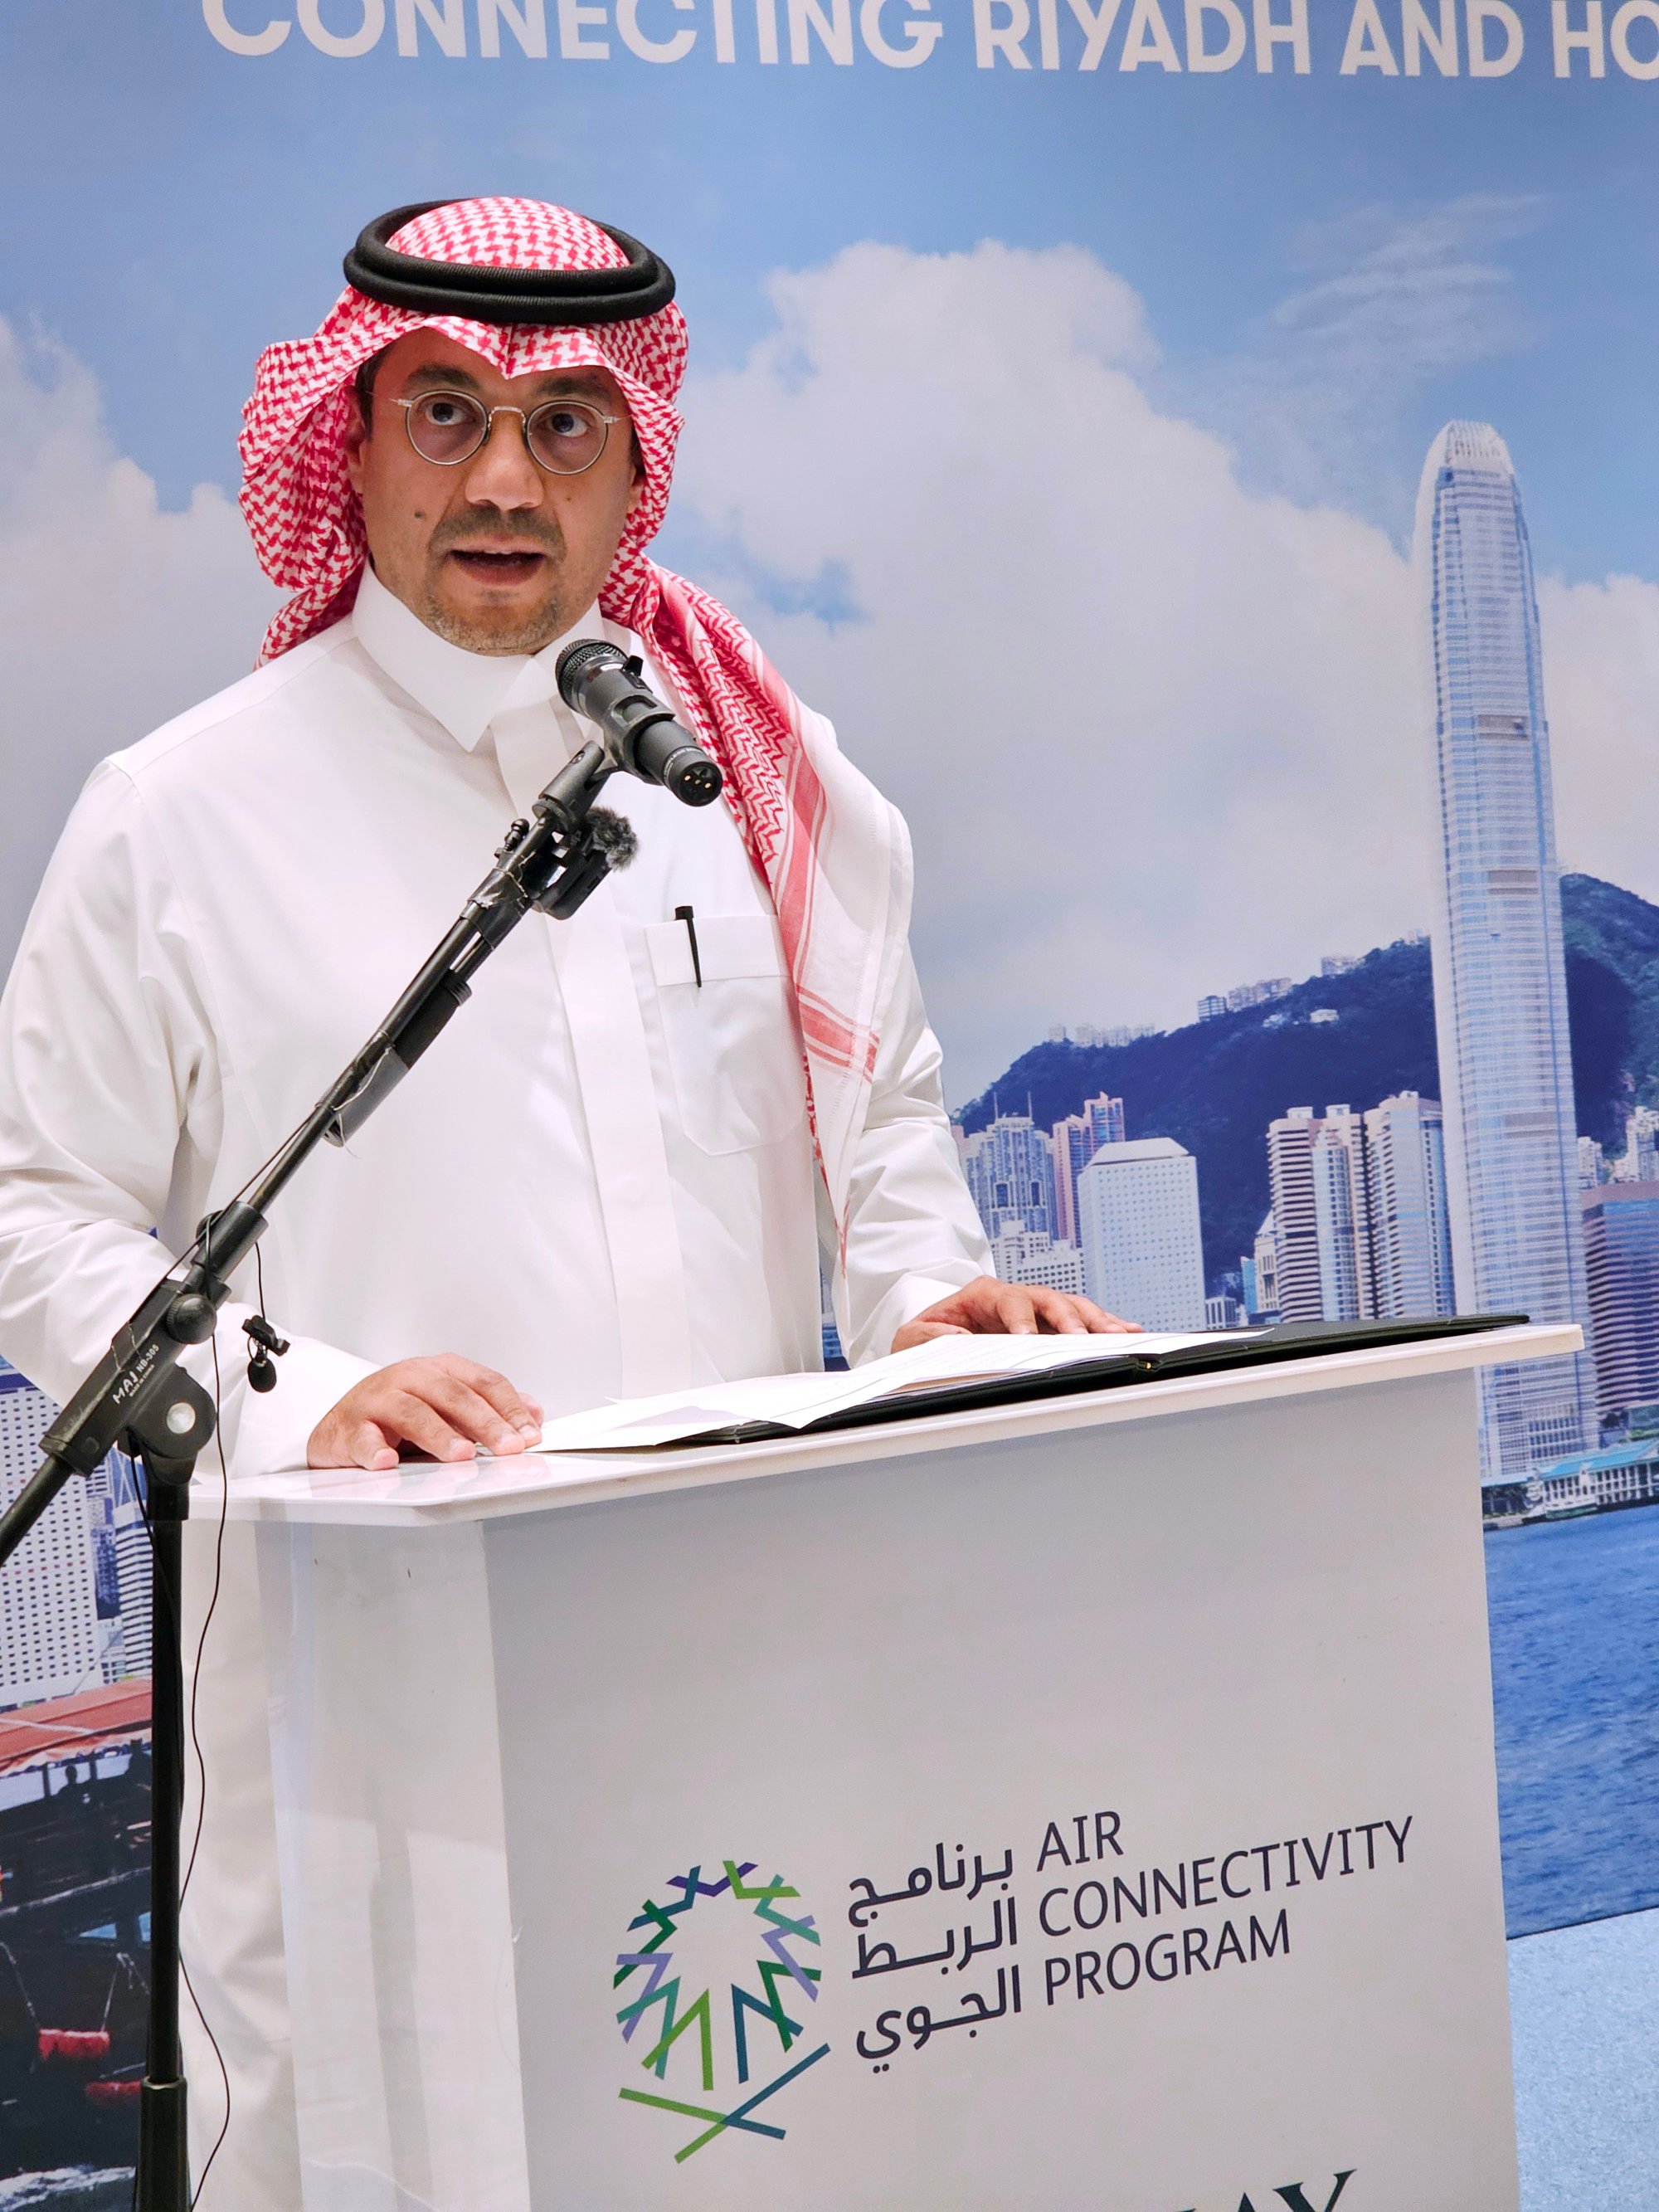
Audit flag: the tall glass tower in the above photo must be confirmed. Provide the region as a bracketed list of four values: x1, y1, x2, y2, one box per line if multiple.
[1415, 421, 1593, 1479]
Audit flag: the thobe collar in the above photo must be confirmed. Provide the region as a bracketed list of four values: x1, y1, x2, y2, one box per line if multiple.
[350, 562, 611, 755]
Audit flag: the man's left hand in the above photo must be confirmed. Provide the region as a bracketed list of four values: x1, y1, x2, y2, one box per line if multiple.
[893, 1275, 1141, 1351]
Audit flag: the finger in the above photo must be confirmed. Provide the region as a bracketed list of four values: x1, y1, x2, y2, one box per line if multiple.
[1025, 1287, 1087, 1335]
[893, 1319, 972, 1350]
[307, 1415, 398, 1473]
[421, 1373, 536, 1455]
[440, 1359, 544, 1441]
[383, 1390, 479, 1464]
[351, 1420, 400, 1473]
[993, 1283, 1041, 1336]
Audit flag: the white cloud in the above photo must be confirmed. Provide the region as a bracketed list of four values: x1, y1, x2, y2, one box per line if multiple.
[1167, 194, 1541, 532]
[0, 321, 277, 972]
[672, 240, 1435, 1098]
[1540, 570, 1659, 904]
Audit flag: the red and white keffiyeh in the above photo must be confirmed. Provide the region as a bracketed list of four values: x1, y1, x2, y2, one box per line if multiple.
[240, 197, 907, 1238]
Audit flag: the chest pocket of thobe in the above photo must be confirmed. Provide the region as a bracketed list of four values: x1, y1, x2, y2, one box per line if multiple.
[645, 914, 808, 1155]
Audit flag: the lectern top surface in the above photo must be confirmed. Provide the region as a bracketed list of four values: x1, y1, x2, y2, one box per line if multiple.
[220, 1320, 1579, 1529]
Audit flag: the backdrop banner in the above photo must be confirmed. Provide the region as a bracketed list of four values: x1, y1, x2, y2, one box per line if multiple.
[2, 0, 1658, 2190]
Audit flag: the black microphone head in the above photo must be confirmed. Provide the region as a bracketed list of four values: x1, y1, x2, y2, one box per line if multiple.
[585, 806, 638, 870]
[556, 636, 626, 712]
[659, 747, 723, 807]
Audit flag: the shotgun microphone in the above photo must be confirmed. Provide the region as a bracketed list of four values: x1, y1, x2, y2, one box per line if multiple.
[555, 639, 723, 807]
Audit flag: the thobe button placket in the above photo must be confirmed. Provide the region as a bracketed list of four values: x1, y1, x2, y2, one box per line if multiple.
[489, 700, 694, 1397]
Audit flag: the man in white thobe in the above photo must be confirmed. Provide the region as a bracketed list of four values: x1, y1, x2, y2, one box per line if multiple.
[0, 198, 1126, 2203]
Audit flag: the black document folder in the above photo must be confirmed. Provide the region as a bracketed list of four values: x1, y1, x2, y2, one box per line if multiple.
[700, 1313, 1529, 1447]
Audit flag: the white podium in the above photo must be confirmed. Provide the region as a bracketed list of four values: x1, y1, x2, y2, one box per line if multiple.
[230, 1323, 1575, 2212]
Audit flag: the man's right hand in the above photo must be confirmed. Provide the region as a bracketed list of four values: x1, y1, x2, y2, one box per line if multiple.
[308, 1355, 545, 1472]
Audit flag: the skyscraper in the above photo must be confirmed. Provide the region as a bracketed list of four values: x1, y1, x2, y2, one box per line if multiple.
[0, 1361, 103, 1707]
[1416, 421, 1594, 1476]
[1580, 1183, 1659, 1430]
[1266, 1095, 1456, 1327]
[962, 1112, 1056, 1242]
[1267, 1108, 1323, 1322]
[1365, 1093, 1456, 1320]
[1249, 1211, 1280, 1321]
[1086, 1094, 1127, 1153]
[1614, 1107, 1659, 1183]
[1076, 1138, 1205, 1332]
[1311, 1105, 1374, 1322]
[1050, 1094, 1124, 1247]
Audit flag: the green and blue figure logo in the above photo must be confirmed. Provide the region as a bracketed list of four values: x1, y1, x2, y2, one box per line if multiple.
[614, 1859, 830, 2162]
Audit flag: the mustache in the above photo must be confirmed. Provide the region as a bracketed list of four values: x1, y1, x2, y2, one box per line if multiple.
[430, 505, 565, 556]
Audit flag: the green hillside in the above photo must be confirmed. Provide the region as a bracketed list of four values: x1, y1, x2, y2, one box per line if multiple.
[956, 874, 1659, 1286]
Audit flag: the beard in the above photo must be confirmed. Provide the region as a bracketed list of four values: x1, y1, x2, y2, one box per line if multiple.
[421, 504, 574, 656]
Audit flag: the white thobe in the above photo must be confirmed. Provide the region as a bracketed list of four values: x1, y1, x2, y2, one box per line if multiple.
[0, 566, 988, 2205]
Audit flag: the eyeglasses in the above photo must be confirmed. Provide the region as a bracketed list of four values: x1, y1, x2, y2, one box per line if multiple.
[392, 389, 624, 475]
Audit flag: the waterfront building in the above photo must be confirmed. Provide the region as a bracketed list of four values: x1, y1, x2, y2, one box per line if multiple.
[1077, 1138, 1205, 1332]
[990, 1228, 1086, 1297]
[1205, 1293, 1245, 1329]
[1579, 1182, 1659, 1431]
[963, 1112, 1056, 1242]
[1311, 1106, 1374, 1322]
[1365, 1092, 1456, 1319]
[1416, 421, 1593, 1476]
[1578, 1137, 1608, 1190]
[0, 1362, 102, 1708]
[1485, 1437, 1659, 1523]
[1267, 1108, 1324, 1322]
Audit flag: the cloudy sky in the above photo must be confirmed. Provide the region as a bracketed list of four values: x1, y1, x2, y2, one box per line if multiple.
[2, 3, 1657, 1095]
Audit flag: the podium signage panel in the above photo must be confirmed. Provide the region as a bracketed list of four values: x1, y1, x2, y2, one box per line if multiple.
[251, 1334, 1571, 2211]
[482, 1367, 1517, 2210]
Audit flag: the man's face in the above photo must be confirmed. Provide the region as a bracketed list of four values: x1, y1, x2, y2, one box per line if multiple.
[343, 330, 642, 656]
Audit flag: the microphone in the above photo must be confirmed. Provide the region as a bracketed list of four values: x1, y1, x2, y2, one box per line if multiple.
[556, 640, 724, 808]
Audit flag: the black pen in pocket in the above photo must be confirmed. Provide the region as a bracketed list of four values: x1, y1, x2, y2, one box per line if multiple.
[674, 903, 703, 987]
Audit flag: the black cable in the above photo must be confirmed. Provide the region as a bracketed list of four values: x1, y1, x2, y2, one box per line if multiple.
[129, 1347, 233, 2205]
[182, 1347, 229, 1906]
[181, 1950, 231, 2207]
[180, 1341, 232, 2205]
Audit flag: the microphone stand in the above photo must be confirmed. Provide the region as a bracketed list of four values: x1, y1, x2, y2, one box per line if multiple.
[0, 736, 627, 2210]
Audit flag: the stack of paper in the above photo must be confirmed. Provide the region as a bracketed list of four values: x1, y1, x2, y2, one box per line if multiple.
[532, 1328, 1251, 1454]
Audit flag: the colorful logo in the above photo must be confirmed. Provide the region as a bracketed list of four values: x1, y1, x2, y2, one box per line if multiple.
[614, 1859, 830, 2163]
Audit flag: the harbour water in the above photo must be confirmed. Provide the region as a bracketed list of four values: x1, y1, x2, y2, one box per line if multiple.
[1487, 1507, 1659, 1937]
